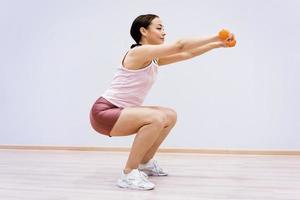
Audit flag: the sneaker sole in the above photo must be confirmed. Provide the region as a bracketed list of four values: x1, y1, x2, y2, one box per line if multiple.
[139, 170, 168, 176]
[117, 180, 155, 191]
[147, 173, 168, 176]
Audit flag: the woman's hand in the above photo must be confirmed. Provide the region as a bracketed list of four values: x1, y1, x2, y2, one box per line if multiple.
[218, 29, 237, 47]
[224, 33, 236, 47]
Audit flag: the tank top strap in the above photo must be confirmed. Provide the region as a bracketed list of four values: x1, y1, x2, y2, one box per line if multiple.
[121, 51, 129, 66]
[121, 51, 158, 69]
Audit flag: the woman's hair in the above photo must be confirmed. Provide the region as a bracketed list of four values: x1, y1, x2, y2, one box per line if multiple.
[130, 14, 159, 48]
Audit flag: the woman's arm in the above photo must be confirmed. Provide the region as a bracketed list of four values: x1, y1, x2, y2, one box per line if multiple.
[158, 32, 236, 66]
[125, 35, 222, 69]
[158, 41, 225, 66]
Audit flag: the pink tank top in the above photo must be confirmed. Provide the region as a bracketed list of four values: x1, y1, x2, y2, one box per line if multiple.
[102, 59, 158, 108]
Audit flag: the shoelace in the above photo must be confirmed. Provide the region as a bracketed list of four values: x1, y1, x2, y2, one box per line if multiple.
[152, 160, 163, 173]
[136, 171, 151, 187]
[127, 171, 149, 186]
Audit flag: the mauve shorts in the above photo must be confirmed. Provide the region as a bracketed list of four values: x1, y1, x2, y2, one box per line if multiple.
[90, 97, 123, 137]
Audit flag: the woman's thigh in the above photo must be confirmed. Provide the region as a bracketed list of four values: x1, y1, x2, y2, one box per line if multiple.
[143, 106, 177, 126]
[109, 106, 167, 137]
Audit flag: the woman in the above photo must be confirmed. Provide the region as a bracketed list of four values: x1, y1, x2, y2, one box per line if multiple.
[90, 14, 236, 190]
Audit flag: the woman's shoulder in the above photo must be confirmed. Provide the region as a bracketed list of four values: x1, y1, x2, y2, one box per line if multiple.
[122, 48, 154, 70]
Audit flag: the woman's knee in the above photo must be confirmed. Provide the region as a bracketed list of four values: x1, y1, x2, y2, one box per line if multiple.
[163, 108, 177, 127]
[148, 111, 168, 129]
[169, 108, 177, 124]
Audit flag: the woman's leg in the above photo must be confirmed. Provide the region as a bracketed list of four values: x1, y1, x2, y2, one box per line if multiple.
[140, 106, 177, 164]
[109, 107, 168, 173]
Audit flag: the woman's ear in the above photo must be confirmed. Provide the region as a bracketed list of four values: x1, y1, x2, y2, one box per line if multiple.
[139, 27, 147, 36]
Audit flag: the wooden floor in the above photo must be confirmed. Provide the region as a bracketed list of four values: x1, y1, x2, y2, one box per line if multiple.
[0, 149, 300, 200]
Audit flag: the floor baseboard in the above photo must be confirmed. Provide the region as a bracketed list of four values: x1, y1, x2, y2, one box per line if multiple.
[0, 145, 300, 155]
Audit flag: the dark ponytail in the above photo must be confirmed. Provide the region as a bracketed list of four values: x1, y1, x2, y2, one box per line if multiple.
[130, 14, 159, 48]
[130, 43, 142, 49]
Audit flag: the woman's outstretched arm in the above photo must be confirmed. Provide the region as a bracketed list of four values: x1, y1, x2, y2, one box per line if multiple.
[158, 32, 236, 66]
[157, 40, 225, 66]
[126, 30, 235, 69]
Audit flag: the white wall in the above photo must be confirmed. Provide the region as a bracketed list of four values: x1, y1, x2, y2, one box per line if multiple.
[1, 0, 300, 149]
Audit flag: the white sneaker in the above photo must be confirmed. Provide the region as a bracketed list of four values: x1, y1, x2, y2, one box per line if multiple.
[139, 159, 168, 176]
[117, 169, 155, 190]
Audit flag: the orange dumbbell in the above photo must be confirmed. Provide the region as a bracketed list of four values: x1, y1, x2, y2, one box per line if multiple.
[218, 29, 230, 41]
[227, 39, 236, 47]
[218, 29, 237, 47]
[225, 34, 236, 47]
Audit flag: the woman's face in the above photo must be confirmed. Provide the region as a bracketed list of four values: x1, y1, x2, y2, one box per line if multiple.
[144, 17, 166, 45]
